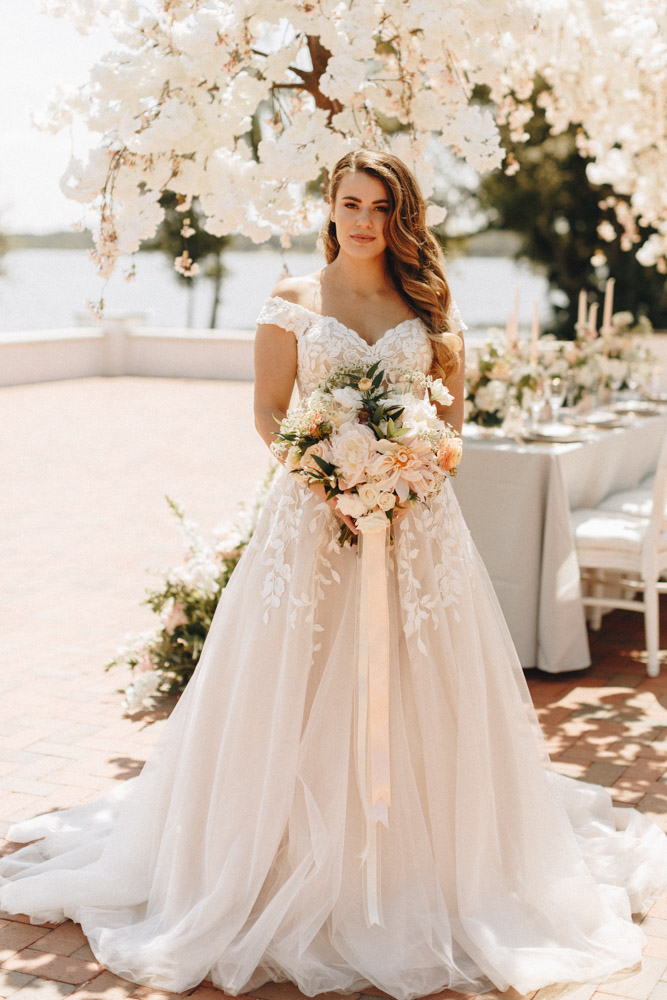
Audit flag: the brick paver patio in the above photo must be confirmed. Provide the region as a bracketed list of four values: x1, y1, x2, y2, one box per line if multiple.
[1, 377, 665, 1000]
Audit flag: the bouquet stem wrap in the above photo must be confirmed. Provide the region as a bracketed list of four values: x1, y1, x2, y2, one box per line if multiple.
[355, 517, 391, 928]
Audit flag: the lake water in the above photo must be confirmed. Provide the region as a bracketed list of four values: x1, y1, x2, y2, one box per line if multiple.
[0, 247, 551, 338]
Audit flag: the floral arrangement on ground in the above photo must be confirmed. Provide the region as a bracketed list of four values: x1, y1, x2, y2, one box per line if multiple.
[107, 467, 277, 713]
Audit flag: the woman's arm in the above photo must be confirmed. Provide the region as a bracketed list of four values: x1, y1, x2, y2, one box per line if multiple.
[435, 334, 466, 433]
[253, 319, 298, 451]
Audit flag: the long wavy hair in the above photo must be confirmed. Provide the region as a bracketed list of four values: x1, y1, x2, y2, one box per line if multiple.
[321, 149, 462, 381]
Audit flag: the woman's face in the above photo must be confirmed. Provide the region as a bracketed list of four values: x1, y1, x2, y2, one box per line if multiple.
[330, 170, 390, 260]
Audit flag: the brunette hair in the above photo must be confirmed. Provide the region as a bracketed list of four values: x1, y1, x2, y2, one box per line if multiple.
[321, 149, 462, 381]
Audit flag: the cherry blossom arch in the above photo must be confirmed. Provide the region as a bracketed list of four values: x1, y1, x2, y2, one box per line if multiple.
[41, 0, 667, 278]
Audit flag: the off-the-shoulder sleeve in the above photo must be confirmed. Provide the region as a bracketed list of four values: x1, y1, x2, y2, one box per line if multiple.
[255, 296, 312, 338]
[448, 299, 468, 334]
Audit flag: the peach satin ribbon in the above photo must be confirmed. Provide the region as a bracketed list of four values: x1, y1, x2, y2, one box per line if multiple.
[355, 518, 391, 927]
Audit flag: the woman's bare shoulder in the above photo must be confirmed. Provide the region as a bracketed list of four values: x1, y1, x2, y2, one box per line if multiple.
[270, 271, 323, 308]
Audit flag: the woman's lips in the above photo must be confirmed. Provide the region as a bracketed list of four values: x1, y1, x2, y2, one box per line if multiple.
[350, 235, 375, 242]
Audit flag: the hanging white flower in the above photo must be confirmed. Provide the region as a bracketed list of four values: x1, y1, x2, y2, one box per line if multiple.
[37, 0, 667, 278]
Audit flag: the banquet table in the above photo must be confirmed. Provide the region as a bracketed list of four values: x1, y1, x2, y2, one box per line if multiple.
[451, 413, 667, 673]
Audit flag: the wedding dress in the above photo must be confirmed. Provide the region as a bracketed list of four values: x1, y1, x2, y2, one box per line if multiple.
[1, 295, 666, 999]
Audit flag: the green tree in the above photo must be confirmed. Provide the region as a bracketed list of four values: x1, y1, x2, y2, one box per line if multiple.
[144, 194, 231, 329]
[477, 86, 667, 337]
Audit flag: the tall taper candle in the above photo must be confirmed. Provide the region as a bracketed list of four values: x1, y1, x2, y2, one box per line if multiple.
[588, 302, 599, 337]
[506, 287, 520, 347]
[602, 277, 615, 333]
[577, 289, 587, 328]
[530, 300, 539, 366]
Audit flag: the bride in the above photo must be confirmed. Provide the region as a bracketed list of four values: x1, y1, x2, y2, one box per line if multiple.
[1, 149, 665, 999]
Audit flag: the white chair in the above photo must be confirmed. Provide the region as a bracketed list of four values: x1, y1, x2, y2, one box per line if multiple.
[570, 431, 667, 677]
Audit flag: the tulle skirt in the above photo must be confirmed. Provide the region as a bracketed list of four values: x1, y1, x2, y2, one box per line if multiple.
[1, 473, 665, 998]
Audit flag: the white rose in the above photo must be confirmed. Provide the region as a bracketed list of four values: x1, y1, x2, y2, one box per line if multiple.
[357, 482, 381, 509]
[429, 378, 454, 406]
[335, 493, 368, 519]
[332, 386, 364, 410]
[474, 379, 508, 414]
[376, 491, 397, 511]
[330, 422, 379, 488]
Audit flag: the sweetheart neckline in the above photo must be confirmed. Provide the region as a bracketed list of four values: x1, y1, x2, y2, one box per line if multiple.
[271, 295, 425, 350]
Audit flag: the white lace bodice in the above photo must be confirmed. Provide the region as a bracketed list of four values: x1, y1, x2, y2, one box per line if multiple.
[255, 296, 466, 396]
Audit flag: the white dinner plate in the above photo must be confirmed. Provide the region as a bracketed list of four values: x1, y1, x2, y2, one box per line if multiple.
[566, 410, 627, 429]
[612, 400, 663, 417]
[520, 424, 582, 443]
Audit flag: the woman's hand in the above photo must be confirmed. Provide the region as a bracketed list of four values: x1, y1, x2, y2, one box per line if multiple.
[308, 482, 412, 540]
[307, 481, 358, 536]
[389, 501, 410, 540]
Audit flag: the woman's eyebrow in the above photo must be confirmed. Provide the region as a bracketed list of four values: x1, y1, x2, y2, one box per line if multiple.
[341, 196, 389, 204]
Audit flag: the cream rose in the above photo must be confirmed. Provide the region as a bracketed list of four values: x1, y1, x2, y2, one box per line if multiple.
[300, 440, 333, 473]
[376, 491, 397, 511]
[331, 386, 363, 410]
[330, 422, 379, 488]
[335, 493, 368, 519]
[357, 482, 381, 509]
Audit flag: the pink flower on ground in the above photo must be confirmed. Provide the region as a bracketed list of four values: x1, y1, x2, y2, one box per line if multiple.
[136, 653, 158, 674]
[164, 601, 189, 635]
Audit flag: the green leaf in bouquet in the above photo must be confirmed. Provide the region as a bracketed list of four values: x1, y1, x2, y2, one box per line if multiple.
[311, 454, 337, 476]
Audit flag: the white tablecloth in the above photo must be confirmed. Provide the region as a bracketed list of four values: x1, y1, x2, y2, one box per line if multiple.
[451, 414, 667, 672]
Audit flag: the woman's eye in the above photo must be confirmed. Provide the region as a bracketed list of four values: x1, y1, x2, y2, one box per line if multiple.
[375, 205, 388, 213]
[343, 202, 358, 209]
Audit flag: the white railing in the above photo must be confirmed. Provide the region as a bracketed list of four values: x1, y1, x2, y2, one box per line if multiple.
[2, 320, 666, 388]
[0, 318, 256, 386]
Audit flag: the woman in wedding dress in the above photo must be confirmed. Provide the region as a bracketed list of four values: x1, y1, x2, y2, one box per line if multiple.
[1, 150, 666, 999]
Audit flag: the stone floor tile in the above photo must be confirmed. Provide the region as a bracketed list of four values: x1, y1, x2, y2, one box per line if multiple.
[581, 762, 628, 788]
[187, 991, 233, 1000]
[637, 796, 667, 828]
[650, 894, 667, 920]
[641, 918, 667, 939]
[598, 957, 665, 998]
[0, 777, 67, 799]
[0, 949, 100, 985]
[68, 970, 136, 998]
[0, 925, 52, 963]
[245, 987, 360, 1000]
[649, 983, 667, 1000]
[31, 924, 87, 958]
[534, 982, 596, 1000]
[9, 983, 77, 999]
[644, 937, 667, 960]
[592, 994, 637, 1000]
[24, 743, 89, 762]
[0, 970, 34, 999]
[70, 946, 96, 963]
[249, 987, 312, 1000]
[127, 986, 195, 999]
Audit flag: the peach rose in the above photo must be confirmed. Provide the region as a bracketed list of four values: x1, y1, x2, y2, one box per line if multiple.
[436, 436, 463, 471]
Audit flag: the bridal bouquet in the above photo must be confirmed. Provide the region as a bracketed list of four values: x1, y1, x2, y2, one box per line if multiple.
[271, 361, 462, 544]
